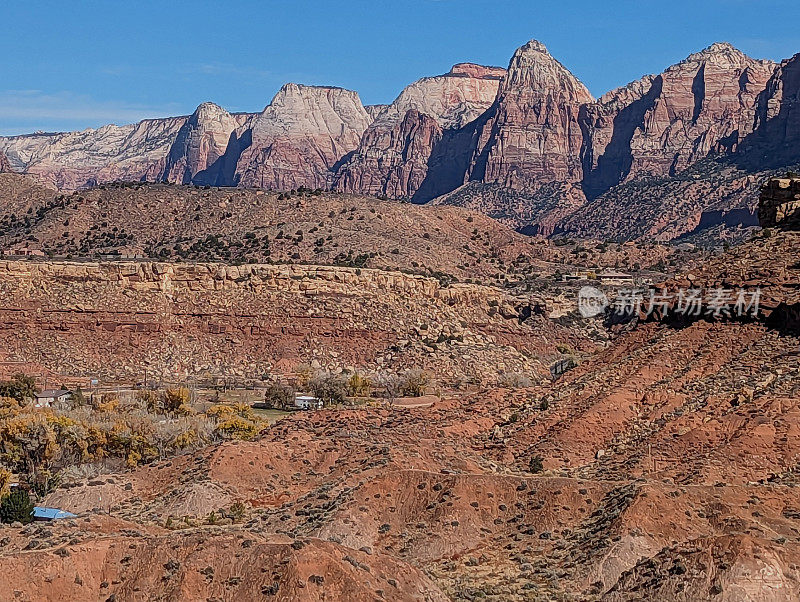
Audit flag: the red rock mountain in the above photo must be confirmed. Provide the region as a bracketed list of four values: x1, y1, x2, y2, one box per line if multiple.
[580, 42, 776, 198]
[740, 52, 800, 166]
[333, 63, 504, 200]
[0, 117, 187, 189]
[1, 40, 799, 242]
[224, 84, 372, 190]
[161, 102, 252, 185]
[467, 40, 594, 189]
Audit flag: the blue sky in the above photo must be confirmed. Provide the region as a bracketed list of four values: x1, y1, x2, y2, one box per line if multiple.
[1, 0, 799, 135]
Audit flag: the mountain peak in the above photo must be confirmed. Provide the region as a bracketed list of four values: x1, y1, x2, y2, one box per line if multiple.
[519, 39, 549, 55]
[503, 39, 593, 103]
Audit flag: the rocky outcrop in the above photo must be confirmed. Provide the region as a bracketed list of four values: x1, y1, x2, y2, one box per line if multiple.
[759, 176, 800, 228]
[0, 259, 566, 383]
[0, 117, 187, 190]
[365, 104, 389, 121]
[467, 40, 594, 190]
[334, 64, 504, 200]
[0, 150, 12, 173]
[227, 84, 371, 190]
[580, 43, 776, 198]
[161, 103, 251, 184]
[742, 53, 800, 165]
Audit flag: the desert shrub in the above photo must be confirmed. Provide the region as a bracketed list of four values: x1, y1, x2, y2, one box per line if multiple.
[374, 371, 401, 405]
[137, 389, 160, 412]
[69, 387, 87, 407]
[294, 364, 313, 388]
[498, 373, 533, 389]
[214, 416, 260, 440]
[0, 489, 34, 524]
[400, 369, 430, 397]
[309, 372, 347, 406]
[228, 501, 246, 522]
[0, 468, 11, 496]
[529, 455, 544, 474]
[163, 388, 191, 415]
[30, 469, 61, 498]
[346, 373, 372, 398]
[264, 383, 294, 409]
[0, 374, 37, 405]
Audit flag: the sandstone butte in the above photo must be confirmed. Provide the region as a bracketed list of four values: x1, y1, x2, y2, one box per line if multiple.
[3, 41, 800, 242]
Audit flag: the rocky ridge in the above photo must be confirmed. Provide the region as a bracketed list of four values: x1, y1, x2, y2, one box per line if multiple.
[0, 259, 585, 383]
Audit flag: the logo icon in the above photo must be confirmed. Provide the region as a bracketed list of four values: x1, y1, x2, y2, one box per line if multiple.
[577, 286, 608, 318]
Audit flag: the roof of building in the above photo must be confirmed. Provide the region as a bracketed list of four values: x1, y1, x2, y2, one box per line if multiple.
[33, 506, 77, 520]
[35, 389, 71, 398]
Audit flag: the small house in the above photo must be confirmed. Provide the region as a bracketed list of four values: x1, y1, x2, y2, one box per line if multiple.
[294, 395, 322, 410]
[34, 389, 72, 408]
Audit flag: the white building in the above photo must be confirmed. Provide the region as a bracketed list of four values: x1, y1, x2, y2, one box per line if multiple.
[34, 389, 71, 408]
[294, 395, 322, 410]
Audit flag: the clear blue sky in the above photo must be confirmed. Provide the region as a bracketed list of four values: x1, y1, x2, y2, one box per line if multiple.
[2, 0, 799, 135]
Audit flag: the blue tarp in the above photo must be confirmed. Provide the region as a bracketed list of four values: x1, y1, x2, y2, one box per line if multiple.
[33, 506, 77, 520]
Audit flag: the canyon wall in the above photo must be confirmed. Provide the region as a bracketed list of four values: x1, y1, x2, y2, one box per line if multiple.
[0, 260, 574, 384]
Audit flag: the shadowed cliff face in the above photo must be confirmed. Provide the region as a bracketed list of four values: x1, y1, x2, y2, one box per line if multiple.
[0, 150, 12, 173]
[737, 53, 800, 168]
[468, 40, 594, 190]
[332, 63, 504, 200]
[161, 103, 251, 185]
[580, 43, 775, 200]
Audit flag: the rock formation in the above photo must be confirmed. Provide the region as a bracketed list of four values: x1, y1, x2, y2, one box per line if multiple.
[0, 150, 12, 173]
[161, 102, 251, 185]
[467, 40, 594, 189]
[333, 64, 504, 200]
[0, 259, 576, 383]
[742, 53, 800, 165]
[759, 175, 800, 228]
[0, 117, 187, 189]
[2, 40, 799, 243]
[226, 84, 371, 190]
[580, 42, 776, 198]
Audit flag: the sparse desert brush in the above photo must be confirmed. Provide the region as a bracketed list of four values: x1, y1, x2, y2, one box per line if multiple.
[346, 373, 372, 397]
[400, 369, 430, 397]
[498, 372, 533, 389]
[0, 393, 266, 487]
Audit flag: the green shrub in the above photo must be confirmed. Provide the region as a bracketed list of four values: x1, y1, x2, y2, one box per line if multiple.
[0, 489, 34, 525]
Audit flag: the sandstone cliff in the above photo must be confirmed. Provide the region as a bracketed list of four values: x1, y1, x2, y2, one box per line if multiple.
[742, 52, 800, 166]
[225, 84, 371, 190]
[0, 259, 579, 383]
[759, 175, 800, 229]
[161, 103, 252, 185]
[333, 64, 504, 200]
[467, 40, 594, 189]
[580, 42, 776, 198]
[0, 116, 187, 190]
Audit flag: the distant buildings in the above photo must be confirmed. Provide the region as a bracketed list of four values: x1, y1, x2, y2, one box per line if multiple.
[294, 395, 322, 410]
[2, 248, 45, 257]
[561, 270, 635, 285]
[34, 389, 72, 408]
